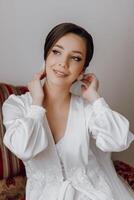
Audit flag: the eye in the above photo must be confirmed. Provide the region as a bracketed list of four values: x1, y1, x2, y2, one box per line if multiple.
[72, 56, 82, 62]
[52, 49, 60, 55]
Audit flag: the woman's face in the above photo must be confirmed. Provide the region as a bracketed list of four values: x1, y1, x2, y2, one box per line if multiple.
[45, 33, 86, 87]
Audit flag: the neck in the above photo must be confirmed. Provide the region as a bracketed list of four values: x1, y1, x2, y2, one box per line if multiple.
[43, 79, 71, 107]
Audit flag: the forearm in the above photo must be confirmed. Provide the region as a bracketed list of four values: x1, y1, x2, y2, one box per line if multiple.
[3, 105, 48, 161]
[86, 89, 101, 104]
[87, 97, 134, 152]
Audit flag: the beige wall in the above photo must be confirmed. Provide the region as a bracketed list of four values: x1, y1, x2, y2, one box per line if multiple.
[0, 0, 134, 165]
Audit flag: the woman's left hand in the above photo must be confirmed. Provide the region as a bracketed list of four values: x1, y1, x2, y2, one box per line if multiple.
[80, 73, 101, 103]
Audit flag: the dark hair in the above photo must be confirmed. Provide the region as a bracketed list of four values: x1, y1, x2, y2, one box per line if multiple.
[44, 22, 94, 71]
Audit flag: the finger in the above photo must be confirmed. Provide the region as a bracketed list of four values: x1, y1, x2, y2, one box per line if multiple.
[83, 73, 96, 80]
[81, 79, 89, 85]
[81, 82, 88, 89]
[81, 78, 92, 85]
[40, 71, 46, 80]
[33, 70, 46, 80]
[96, 80, 99, 90]
[83, 75, 93, 81]
[81, 84, 87, 92]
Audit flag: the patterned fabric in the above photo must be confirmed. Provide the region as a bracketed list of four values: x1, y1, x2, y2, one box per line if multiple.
[0, 83, 28, 180]
[0, 175, 26, 200]
[113, 160, 134, 191]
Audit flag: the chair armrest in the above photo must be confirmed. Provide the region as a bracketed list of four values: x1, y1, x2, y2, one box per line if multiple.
[113, 160, 134, 191]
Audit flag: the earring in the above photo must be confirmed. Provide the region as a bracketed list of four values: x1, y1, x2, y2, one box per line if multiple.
[77, 74, 83, 81]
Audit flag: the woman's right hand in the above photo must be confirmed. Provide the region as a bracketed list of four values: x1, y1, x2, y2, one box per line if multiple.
[28, 69, 46, 106]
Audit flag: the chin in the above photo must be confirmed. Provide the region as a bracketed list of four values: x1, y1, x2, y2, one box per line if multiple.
[47, 77, 71, 88]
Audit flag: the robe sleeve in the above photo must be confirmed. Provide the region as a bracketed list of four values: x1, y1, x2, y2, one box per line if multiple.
[86, 97, 134, 152]
[2, 93, 48, 161]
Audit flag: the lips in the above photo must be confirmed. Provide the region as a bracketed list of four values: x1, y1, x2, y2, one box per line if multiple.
[53, 69, 68, 77]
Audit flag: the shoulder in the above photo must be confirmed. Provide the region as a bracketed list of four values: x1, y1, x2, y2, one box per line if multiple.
[4, 92, 32, 105]
[2, 92, 32, 113]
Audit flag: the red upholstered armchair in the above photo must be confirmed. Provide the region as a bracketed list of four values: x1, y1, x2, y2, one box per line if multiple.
[0, 82, 134, 200]
[0, 83, 28, 200]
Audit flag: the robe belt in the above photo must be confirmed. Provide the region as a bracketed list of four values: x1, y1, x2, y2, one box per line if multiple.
[57, 175, 115, 200]
[57, 178, 94, 200]
[58, 179, 72, 200]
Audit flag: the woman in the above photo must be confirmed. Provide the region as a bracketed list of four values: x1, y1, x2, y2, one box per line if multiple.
[2, 22, 134, 200]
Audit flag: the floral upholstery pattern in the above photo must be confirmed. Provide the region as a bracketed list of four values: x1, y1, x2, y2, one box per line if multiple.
[113, 160, 134, 191]
[0, 175, 26, 200]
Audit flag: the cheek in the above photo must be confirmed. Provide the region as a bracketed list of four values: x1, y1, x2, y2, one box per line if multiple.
[45, 57, 56, 71]
[71, 65, 84, 75]
[46, 57, 53, 66]
[46, 53, 56, 64]
[45, 60, 54, 75]
[46, 66, 53, 75]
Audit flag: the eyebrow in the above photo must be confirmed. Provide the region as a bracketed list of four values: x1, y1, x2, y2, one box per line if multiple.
[54, 44, 84, 56]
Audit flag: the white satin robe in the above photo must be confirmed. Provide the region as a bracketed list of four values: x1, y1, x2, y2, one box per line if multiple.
[2, 92, 134, 200]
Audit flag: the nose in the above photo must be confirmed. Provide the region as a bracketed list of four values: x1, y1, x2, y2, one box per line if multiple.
[58, 57, 69, 69]
[58, 62, 69, 69]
